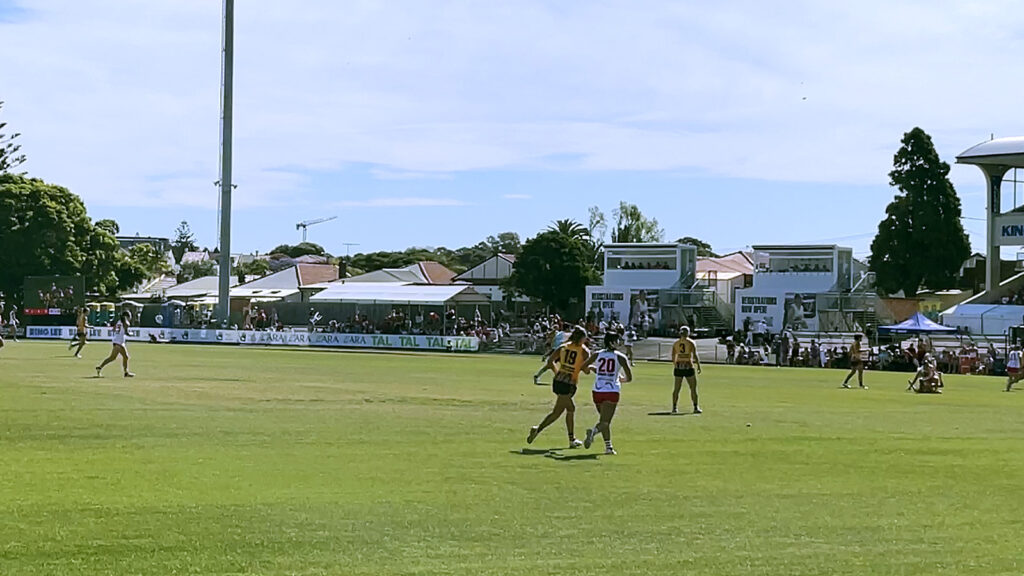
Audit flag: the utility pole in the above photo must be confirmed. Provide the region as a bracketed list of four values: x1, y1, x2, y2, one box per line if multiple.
[217, 0, 234, 326]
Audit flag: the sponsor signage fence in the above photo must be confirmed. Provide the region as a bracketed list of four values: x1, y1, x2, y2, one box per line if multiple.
[27, 326, 480, 352]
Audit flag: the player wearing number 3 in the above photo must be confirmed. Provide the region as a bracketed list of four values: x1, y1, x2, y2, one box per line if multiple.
[672, 326, 702, 414]
[581, 332, 633, 455]
[526, 326, 590, 448]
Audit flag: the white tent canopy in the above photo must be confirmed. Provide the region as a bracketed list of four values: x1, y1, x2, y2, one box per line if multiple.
[309, 283, 489, 305]
[940, 304, 1024, 336]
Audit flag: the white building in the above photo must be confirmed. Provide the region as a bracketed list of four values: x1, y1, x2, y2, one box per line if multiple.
[734, 245, 875, 333]
[585, 243, 729, 332]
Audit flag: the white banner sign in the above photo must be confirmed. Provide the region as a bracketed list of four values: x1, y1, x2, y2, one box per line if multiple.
[27, 326, 480, 352]
[997, 213, 1024, 245]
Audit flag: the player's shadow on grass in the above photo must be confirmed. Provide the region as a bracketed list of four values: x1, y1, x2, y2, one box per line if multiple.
[647, 411, 691, 416]
[510, 449, 600, 461]
[513, 449, 554, 456]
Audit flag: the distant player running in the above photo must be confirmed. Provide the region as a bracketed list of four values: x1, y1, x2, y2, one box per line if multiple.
[582, 332, 633, 455]
[671, 326, 702, 414]
[1007, 344, 1022, 391]
[526, 326, 590, 448]
[533, 325, 569, 385]
[842, 333, 868, 389]
[96, 311, 135, 378]
[69, 307, 89, 358]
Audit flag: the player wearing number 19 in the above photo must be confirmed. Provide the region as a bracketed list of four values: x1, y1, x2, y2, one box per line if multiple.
[582, 332, 633, 455]
[526, 326, 590, 448]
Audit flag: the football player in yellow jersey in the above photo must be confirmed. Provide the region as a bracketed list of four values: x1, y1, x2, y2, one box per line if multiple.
[841, 333, 868, 389]
[69, 306, 89, 358]
[671, 326, 702, 414]
[526, 326, 590, 448]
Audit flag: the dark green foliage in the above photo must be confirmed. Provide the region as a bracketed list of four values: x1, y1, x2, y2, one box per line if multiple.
[611, 201, 664, 243]
[0, 174, 148, 299]
[269, 242, 328, 259]
[177, 259, 216, 284]
[171, 221, 198, 265]
[0, 101, 26, 174]
[506, 230, 600, 313]
[677, 236, 718, 257]
[236, 258, 271, 283]
[869, 127, 971, 296]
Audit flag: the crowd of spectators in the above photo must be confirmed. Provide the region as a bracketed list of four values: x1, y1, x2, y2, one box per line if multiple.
[306, 307, 511, 345]
[1000, 287, 1024, 305]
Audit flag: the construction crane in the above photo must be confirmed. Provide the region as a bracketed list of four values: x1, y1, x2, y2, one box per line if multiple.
[296, 216, 337, 242]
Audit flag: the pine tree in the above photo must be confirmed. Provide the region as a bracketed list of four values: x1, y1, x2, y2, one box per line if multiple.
[869, 127, 971, 296]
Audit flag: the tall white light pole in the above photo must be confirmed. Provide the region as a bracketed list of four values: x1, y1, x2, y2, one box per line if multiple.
[217, 0, 234, 326]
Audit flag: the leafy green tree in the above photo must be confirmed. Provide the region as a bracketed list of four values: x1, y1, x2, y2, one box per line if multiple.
[485, 232, 522, 256]
[126, 243, 171, 279]
[676, 236, 718, 257]
[236, 258, 271, 283]
[611, 201, 664, 243]
[269, 242, 328, 259]
[0, 175, 142, 299]
[506, 230, 600, 314]
[171, 220, 198, 265]
[95, 219, 120, 235]
[0, 174, 93, 300]
[176, 259, 216, 283]
[869, 127, 971, 296]
[0, 101, 26, 174]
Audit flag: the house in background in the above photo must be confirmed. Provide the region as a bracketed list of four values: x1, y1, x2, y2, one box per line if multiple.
[341, 261, 457, 286]
[696, 251, 753, 306]
[453, 254, 522, 303]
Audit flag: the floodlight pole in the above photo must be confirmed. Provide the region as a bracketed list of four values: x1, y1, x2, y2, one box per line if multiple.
[217, 0, 234, 326]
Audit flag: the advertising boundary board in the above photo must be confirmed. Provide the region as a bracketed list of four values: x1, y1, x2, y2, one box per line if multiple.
[27, 326, 480, 352]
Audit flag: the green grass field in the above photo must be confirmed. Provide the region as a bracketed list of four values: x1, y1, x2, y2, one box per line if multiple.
[2, 341, 1023, 575]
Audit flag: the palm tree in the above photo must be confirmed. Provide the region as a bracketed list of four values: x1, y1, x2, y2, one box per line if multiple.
[549, 219, 603, 270]
[548, 219, 591, 243]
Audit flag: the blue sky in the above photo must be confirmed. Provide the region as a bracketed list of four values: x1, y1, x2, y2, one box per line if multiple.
[2, 0, 1022, 259]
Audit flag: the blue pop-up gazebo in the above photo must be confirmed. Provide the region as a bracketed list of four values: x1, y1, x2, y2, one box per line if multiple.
[878, 312, 957, 334]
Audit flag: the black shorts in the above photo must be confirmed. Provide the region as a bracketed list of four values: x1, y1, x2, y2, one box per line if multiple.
[552, 378, 577, 396]
[674, 366, 695, 378]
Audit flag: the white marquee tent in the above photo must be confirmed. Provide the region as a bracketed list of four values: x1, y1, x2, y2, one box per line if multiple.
[309, 282, 490, 305]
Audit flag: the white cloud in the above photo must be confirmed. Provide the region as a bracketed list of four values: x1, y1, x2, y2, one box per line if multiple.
[333, 197, 468, 208]
[2, 0, 1024, 209]
[503, 194, 532, 200]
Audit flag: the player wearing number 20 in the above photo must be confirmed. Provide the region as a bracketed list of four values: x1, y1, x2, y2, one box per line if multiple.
[581, 332, 633, 455]
[526, 326, 590, 448]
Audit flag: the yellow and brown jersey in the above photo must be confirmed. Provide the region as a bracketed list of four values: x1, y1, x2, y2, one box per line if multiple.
[672, 338, 698, 368]
[554, 343, 589, 384]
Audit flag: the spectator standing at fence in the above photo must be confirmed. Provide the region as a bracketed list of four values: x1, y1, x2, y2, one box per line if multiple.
[308, 308, 322, 333]
[778, 326, 793, 367]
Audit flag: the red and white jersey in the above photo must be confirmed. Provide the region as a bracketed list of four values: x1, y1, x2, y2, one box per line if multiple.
[592, 350, 624, 392]
[112, 321, 127, 345]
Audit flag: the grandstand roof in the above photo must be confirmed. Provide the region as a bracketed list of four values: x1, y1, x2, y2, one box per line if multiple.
[309, 283, 489, 305]
[957, 137, 1024, 168]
